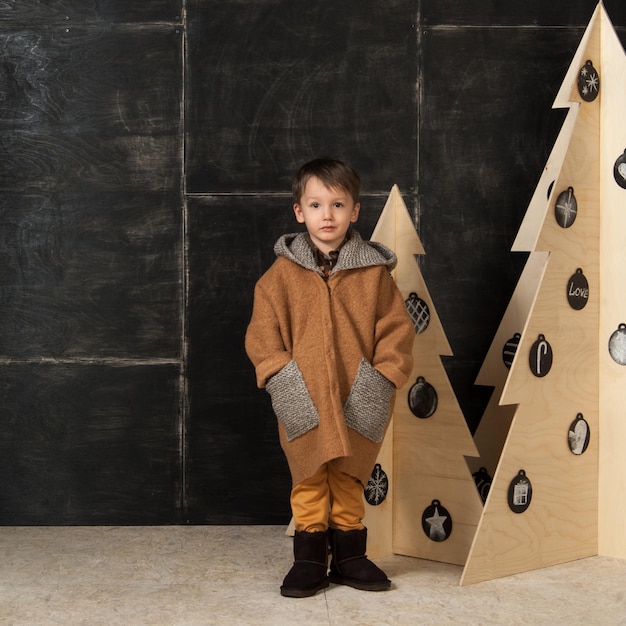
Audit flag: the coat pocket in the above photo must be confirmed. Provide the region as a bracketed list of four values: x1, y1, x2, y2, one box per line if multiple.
[266, 360, 320, 441]
[343, 358, 395, 443]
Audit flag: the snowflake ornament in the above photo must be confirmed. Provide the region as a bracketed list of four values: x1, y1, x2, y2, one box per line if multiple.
[364, 463, 389, 506]
[577, 59, 600, 102]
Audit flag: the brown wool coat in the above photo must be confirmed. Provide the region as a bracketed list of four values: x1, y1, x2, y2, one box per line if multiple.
[245, 230, 415, 486]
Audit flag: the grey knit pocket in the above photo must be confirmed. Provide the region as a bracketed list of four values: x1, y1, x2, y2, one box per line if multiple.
[266, 360, 319, 441]
[343, 359, 395, 443]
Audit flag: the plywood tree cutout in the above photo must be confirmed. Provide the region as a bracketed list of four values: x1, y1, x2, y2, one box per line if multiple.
[462, 2, 626, 585]
[364, 185, 483, 564]
[467, 252, 547, 483]
[467, 106, 579, 482]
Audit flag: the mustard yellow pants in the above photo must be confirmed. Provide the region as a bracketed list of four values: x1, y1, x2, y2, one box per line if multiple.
[290, 462, 365, 532]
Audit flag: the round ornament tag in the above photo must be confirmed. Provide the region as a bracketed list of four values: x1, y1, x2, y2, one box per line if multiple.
[577, 59, 600, 102]
[472, 467, 492, 504]
[566, 268, 589, 310]
[502, 333, 521, 369]
[554, 187, 577, 228]
[568, 413, 590, 455]
[508, 470, 532, 514]
[405, 292, 430, 334]
[421, 499, 452, 542]
[529, 334, 553, 377]
[613, 150, 626, 189]
[408, 376, 438, 419]
[364, 463, 389, 506]
[608, 323, 626, 365]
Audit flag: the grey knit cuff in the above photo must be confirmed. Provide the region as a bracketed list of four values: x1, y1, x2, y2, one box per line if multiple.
[266, 360, 320, 441]
[343, 358, 394, 443]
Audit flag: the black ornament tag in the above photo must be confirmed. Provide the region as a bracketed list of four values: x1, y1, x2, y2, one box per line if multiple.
[502, 333, 521, 369]
[614, 150, 626, 189]
[405, 292, 430, 334]
[554, 187, 577, 228]
[421, 499, 452, 542]
[364, 463, 389, 506]
[408, 376, 438, 419]
[608, 323, 626, 365]
[508, 470, 532, 514]
[529, 334, 553, 377]
[568, 413, 590, 455]
[566, 268, 589, 310]
[577, 59, 600, 102]
[472, 467, 492, 504]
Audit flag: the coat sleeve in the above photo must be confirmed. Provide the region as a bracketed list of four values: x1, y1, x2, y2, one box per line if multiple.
[245, 279, 292, 389]
[371, 271, 415, 389]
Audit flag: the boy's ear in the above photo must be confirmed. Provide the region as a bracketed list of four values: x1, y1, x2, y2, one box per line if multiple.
[293, 203, 305, 223]
[351, 202, 361, 222]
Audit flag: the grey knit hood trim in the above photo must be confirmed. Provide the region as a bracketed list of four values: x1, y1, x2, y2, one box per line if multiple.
[274, 229, 397, 276]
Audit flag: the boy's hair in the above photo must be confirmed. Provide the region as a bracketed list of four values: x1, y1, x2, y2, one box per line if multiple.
[292, 158, 360, 204]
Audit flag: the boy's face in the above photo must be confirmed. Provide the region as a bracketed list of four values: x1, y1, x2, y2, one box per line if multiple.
[293, 176, 360, 255]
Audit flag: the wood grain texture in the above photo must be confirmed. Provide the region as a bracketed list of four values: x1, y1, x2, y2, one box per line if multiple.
[0, 1, 181, 25]
[598, 7, 626, 559]
[367, 187, 482, 566]
[462, 7, 602, 584]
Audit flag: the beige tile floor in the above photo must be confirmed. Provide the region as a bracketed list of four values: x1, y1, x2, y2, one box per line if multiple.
[0, 525, 625, 625]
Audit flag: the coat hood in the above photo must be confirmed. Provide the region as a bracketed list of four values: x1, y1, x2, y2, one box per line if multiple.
[273, 229, 397, 276]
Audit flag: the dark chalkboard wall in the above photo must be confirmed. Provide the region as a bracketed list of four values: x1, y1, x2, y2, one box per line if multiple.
[1, 0, 625, 524]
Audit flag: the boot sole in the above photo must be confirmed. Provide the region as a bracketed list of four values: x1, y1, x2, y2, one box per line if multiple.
[328, 575, 391, 591]
[280, 579, 330, 598]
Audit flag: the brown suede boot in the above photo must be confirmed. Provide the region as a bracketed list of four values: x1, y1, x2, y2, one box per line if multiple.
[328, 527, 391, 591]
[280, 530, 330, 598]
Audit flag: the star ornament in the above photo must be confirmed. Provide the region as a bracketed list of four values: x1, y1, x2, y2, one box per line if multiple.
[421, 499, 453, 542]
[426, 507, 447, 540]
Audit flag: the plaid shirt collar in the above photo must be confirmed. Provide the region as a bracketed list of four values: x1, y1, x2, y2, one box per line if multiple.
[307, 236, 347, 280]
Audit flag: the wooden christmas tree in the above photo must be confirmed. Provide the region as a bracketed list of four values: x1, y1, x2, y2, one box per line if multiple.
[462, 1, 626, 585]
[364, 186, 483, 564]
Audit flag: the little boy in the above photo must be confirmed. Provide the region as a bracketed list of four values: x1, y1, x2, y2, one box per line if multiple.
[245, 158, 414, 597]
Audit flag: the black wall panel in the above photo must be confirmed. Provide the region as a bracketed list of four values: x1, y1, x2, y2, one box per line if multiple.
[0, 18, 183, 522]
[422, 0, 626, 26]
[185, 0, 418, 194]
[0, 1, 182, 25]
[0, 363, 181, 524]
[2, 1, 626, 524]
[0, 26, 183, 358]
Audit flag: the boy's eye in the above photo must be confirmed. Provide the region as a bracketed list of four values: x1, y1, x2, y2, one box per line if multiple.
[334, 202, 343, 208]
[311, 202, 320, 208]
